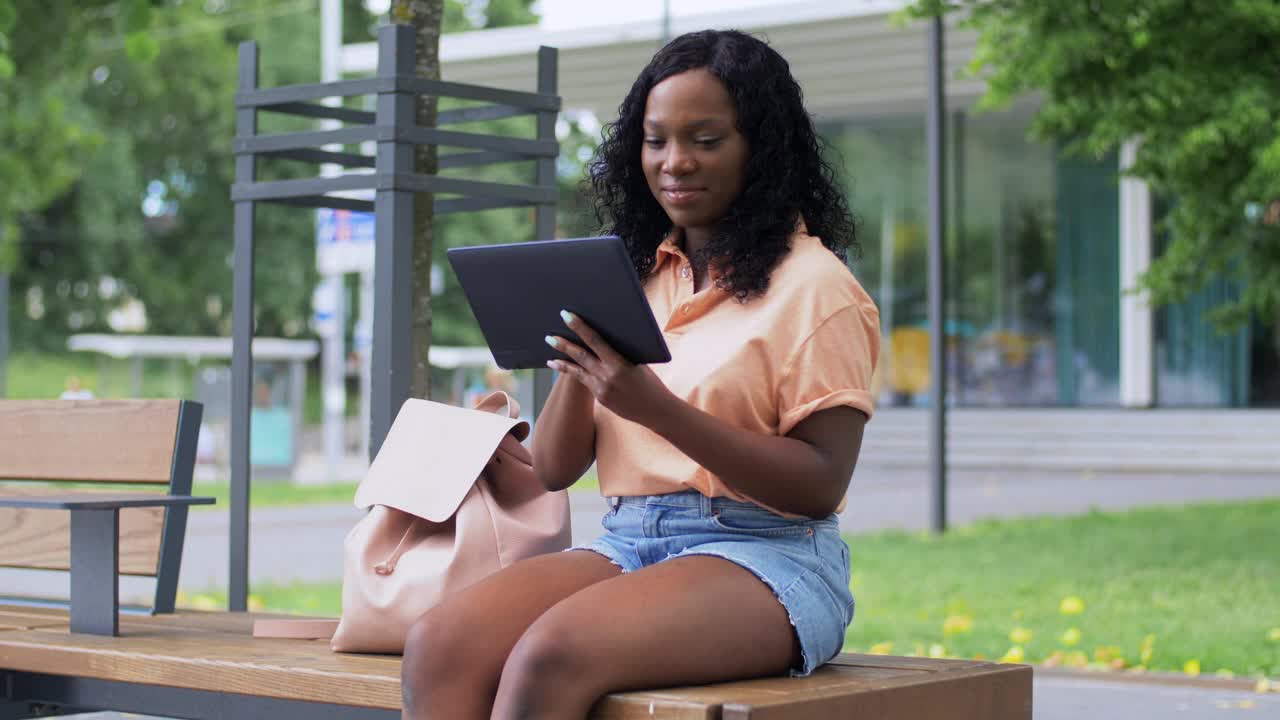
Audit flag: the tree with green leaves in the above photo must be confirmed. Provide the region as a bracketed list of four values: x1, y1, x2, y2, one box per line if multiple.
[0, 0, 157, 273]
[2, 0, 543, 373]
[909, 0, 1280, 328]
[4, 1, 329, 352]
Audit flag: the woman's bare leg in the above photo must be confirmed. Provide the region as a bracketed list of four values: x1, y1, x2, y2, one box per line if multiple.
[490, 554, 800, 719]
[400, 550, 622, 720]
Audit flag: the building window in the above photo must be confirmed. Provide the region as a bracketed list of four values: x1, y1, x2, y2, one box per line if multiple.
[824, 105, 1121, 407]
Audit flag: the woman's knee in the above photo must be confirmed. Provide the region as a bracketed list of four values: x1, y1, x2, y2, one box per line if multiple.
[501, 609, 597, 693]
[401, 606, 476, 700]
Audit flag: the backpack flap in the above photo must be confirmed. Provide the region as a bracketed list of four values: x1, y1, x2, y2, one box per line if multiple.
[354, 397, 525, 522]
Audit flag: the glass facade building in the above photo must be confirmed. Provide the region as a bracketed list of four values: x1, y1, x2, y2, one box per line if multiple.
[823, 109, 1278, 409]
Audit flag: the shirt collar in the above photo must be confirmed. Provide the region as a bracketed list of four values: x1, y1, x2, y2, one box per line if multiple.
[654, 226, 686, 269]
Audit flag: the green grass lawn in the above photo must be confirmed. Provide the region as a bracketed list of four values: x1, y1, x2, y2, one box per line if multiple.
[184, 499, 1280, 679]
[190, 481, 361, 509]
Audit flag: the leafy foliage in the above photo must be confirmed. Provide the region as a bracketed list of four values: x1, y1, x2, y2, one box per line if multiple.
[908, 0, 1280, 327]
[4, 0, 548, 354]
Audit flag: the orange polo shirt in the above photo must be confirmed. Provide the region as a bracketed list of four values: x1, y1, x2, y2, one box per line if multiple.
[593, 225, 881, 512]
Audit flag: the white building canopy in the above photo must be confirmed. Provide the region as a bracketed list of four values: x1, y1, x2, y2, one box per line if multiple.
[340, 0, 983, 122]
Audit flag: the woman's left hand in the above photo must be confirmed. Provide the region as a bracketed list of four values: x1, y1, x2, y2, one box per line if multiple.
[546, 310, 675, 429]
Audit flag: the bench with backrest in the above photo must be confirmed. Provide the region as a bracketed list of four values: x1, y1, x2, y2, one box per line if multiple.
[0, 399, 1031, 719]
[0, 399, 212, 635]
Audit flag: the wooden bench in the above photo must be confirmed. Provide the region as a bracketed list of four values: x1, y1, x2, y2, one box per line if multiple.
[0, 607, 1031, 719]
[0, 399, 213, 635]
[0, 400, 1032, 718]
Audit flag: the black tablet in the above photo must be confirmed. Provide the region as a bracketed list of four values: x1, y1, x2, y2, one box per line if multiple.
[446, 236, 672, 370]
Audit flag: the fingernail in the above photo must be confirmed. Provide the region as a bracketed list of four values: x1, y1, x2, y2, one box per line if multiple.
[546, 360, 557, 370]
[544, 335, 559, 348]
[560, 310, 574, 324]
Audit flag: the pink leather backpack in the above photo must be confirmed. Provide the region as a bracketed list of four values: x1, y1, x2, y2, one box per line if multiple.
[256, 391, 572, 653]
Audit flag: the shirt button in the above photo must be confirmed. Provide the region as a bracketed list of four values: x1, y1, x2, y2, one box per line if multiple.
[680, 266, 691, 279]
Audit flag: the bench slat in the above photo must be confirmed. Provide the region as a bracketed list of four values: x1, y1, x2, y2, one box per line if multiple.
[0, 487, 164, 575]
[0, 611, 69, 631]
[721, 662, 1031, 719]
[0, 400, 181, 484]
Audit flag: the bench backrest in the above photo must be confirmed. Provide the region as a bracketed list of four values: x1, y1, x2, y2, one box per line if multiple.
[0, 399, 202, 613]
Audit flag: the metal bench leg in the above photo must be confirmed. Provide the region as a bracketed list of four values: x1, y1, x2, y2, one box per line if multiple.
[69, 508, 119, 636]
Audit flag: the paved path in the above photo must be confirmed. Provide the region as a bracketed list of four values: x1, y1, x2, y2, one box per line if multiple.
[1035, 674, 1280, 718]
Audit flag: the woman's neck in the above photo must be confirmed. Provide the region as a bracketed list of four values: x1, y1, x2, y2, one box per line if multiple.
[680, 226, 715, 292]
[681, 226, 713, 258]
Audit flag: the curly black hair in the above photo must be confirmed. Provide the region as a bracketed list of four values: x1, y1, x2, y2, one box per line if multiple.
[588, 29, 858, 301]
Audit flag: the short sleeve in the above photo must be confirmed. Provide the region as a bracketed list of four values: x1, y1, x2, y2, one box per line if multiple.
[776, 301, 880, 436]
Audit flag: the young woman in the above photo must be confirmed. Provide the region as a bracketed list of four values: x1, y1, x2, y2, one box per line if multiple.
[400, 29, 880, 720]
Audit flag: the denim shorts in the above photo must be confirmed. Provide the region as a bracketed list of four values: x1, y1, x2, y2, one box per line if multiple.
[568, 489, 854, 676]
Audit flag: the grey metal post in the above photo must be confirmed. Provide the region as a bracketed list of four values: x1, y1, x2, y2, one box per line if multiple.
[131, 356, 143, 397]
[926, 16, 948, 533]
[229, 41, 259, 611]
[532, 46, 559, 420]
[153, 400, 203, 615]
[951, 109, 966, 403]
[0, 273, 8, 398]
[290, 358, 306, 477]
[370, 24, 416, 458]
[70, 508, 119, 636]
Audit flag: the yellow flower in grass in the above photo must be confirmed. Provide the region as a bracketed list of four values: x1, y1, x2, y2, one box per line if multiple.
[1268, 628, 1280, 642]
[1139, 634, 1155, 664]
[1255, 677, 1273, 694]
[1059, 596, 1085, 616]
[1061, 627, 1082, 647]
[1183, 659, 1201, 677]
[942, 615, 973, 636]
[247, 594, 265, 612]
[1009, 627, 1033, 645]
[1093, 646, 1122, 664]
[1065, 650, 1089, 669]
[868, 642, 894, 655]
[928, 643, 947, 659]
[998, 646, 1025, 664]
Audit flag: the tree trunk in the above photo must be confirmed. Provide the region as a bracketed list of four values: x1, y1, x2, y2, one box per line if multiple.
[391, 0, 442, 400]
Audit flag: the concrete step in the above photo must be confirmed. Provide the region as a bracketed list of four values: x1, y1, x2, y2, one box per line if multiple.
[860, 409, 1280, 473]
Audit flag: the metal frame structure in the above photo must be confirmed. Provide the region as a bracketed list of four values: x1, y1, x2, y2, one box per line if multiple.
[926, 15, 949, 533]
[229, 23, 560, 610]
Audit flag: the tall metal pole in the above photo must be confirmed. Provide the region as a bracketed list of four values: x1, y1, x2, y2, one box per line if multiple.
[229, 41, 259, 610]
[370, 24, 416, 458]
[531, 46, 559, 420]
[926, 16, 948, 533]
[661, 0, 672, 45]
[319, 0, 346, 480]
